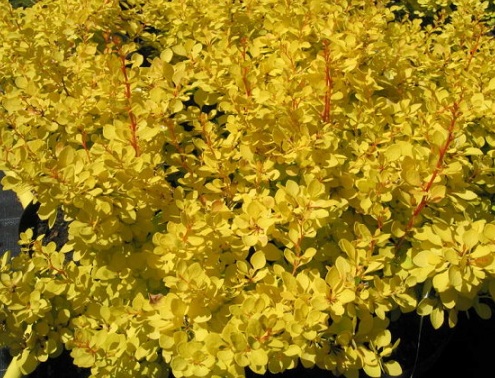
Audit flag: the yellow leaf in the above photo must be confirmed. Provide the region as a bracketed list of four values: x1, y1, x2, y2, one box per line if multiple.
[483, 224, 495, 241]
[429, 185, 446, 202]
[363, 363, 381, 377]
[430, 307, 444, 329]
[17, 349, 39, 375]
[308, 179, 324, 197]
[285, 180, 299, 197]
[339, 289, 356, 304]
[360, 197, 372, 211]
[288, 226, 300, 245]
[470, 245, 491, 259]
[339, 239, 356, 261]
[454, 190, 478, 200]
[261, 243, 282, 261]
[471, 93, 485, 108]
[160, 48, 173, 62]
[474, 302, 492, 320]
[334, 257, 351, 277]
[374, 330, 391, 348]
[187, 236, 204, 246]
[383, 361, 403, 377]
[71, 348, 96, 368]
[432, 270, 449, 292]
[391, 221, 405, 238]
[417, 297, 435, 316]
[243, 234, 259, 247]
[15, 76, 28, 89]
[309, 294, 327, 310]
[463, 229, 479, 250]
[448, 266, 462, 287]
[432, 223, 453, 243]
[250, 251, 266, 270]
[464, 147, 483, 155]
[302, 247, 317, 260]
[250, 348, 268, 367]
[103, 124, 117, 140]
[413, 250, 441, 267]
[402, 168, 421, 186]
[488, 77, 495, 91]
[384, 144, 402, 161]
[357, 313, 374, 335]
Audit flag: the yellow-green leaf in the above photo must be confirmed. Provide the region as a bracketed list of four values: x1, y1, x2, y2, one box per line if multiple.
[383, 361, 403, 377]
[251, 251, 266, 270]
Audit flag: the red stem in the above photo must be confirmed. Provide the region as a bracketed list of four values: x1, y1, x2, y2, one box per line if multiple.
[81, 129, 91, 161]
[396, 101, 461, 250]
[465, 28, 482, 71]
[321, 41, 333, 123]
[240, 37, 252, 98]
[118, 50, 141, 157]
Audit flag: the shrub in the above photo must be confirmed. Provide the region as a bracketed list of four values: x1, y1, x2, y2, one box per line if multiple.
[1, 0, 495, 377]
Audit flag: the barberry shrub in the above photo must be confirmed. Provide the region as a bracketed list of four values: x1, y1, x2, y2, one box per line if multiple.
[1, 0, 495, 377]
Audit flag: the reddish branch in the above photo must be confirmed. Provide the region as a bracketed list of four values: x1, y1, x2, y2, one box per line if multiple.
[118, 53, 141, 157]
[396, 101, 461, 251]
[321, 40, 333, 123]
[110, 34, 141, 157]
[395, 25, 485, 251]
[240, 36, 252, 98]
[465, 26, 483, 71]
[80, 129, 91, 161]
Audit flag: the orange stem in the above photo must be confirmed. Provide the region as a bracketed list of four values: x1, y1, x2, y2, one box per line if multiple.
[321, 40, 333, 123]
[396, 101, 461, 250]
[118, 49, 141, 157]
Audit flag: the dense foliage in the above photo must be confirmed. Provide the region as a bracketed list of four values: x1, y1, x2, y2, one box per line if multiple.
[1, 0, 495, 377]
